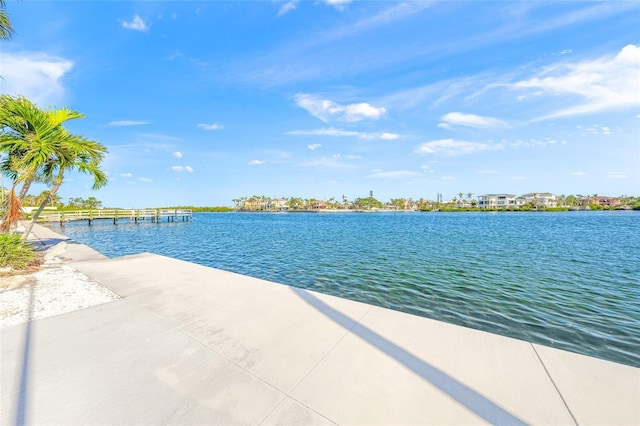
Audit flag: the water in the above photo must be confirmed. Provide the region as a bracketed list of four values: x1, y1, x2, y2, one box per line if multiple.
[48, 211, 640, 367]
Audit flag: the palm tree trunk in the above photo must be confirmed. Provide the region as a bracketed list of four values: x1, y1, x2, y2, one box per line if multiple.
[22, 176, 62, 241]
[17, 180, 33, 202]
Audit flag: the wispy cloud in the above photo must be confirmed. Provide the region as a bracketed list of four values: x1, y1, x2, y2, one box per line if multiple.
[300, 153, 360, 169]
[438, 112, 508, 129]
[119, 172, 133, 178]
[366, 170, 421, 179]
[171, 165, 194, 172]
[122, 15, 150, 32]
[415, 139, 500, 156]
[173, 151, 183, 158]
[1, 52, 73, 106]
[248, 160, 266, 166]
[607, 171, 628, 179]
[108, 120, 149, 127]
[138, 177, 153, 182]
[278, 0, 299, 16]
[323, 0, 352, 11]
[513, 44, 640, 120]
[307, 144, 322, 150]
[294, 94, 386, 122]
[197, 123, 224, 130]
[287, 127, 397, 140]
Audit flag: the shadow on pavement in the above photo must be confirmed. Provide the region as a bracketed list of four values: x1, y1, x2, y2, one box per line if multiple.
[293, 287, 527, 425]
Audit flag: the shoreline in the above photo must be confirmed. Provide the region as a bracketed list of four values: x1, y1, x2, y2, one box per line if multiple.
[1, 223, 638, 424]
[35, 215, 640, 369]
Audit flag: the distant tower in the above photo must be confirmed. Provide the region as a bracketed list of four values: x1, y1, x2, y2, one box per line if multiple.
[369, 190, 373, 198]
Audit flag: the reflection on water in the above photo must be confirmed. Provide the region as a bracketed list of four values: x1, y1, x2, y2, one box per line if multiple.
[50, 211, 640, 367]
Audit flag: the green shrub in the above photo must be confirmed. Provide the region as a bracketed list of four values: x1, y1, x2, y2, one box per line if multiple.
[0, 233, 37, 270]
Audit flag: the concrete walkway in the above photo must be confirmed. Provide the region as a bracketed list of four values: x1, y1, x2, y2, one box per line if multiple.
[2, 225, 638, 425]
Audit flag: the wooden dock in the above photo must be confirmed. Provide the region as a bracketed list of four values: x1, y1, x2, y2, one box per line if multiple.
[37, 209, 193, 225]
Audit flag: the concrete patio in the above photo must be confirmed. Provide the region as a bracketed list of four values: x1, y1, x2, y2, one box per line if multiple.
[1, 224, 638, 425]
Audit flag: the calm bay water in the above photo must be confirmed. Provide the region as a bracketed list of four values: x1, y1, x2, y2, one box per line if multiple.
[49, 211, 640, 367]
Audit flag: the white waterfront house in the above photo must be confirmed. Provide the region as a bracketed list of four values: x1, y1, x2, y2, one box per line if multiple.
[477, 194, 522, 209]
[478, 192, 560, 209]
[521, 193, 559, 208]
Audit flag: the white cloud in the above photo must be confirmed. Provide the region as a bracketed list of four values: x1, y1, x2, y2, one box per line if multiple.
[197, 123, 224, 130]
[442, 176, 456, 181]
[119, 173, 133, 178]
[380, 132, 400, 140]
[1, 52, 73, 106]
[607, 171, 628, 179]
[300, 153, 360, 169]
[294, 94, 386, 122]
[438, 112, 508, 129]
[122, 15, 150, 32]
[366, 170, 421, 179]
[278, 0, 298, 16]
[514, 44, 640, 120]
[108, 120, 149, 127]
[288, 128, 361, 137]
[307, 144, 322, 150]
[171, 165, 194, 172]
[414, 139, 500, 156]
[248, 160, 266, 166]
[287, 127, 395, 140]
[138, 177, 153, 182]
[323, 0, 352, 11]
[173, 151, 183, 158]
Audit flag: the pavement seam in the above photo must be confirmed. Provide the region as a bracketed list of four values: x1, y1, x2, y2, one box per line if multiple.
[256, 394, 339, 426]
[531, 343, 579, 426]
[172, 326, 338, 425]
[286, 305, 374, 397]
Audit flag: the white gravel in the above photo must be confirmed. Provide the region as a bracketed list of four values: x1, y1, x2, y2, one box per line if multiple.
[0, 263, 121, 329]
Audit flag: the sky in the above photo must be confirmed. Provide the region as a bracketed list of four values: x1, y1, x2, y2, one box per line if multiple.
[1, 1, 639, 207]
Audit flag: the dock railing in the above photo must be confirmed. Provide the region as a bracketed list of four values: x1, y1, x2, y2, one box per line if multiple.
[36, 209, 192, 224]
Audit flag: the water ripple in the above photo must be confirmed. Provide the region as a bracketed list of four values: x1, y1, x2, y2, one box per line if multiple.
[51, 211, 640, 367]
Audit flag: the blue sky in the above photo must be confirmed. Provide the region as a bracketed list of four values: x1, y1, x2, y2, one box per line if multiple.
[2, 1, 639, 207]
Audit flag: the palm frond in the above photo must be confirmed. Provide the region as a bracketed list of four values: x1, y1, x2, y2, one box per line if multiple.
[0, 10, 14, 41]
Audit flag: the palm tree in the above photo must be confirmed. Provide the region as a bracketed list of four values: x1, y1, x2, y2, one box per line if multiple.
[0, 95, 107, 237]
[0, 96, 85, 202]
[22, 131, 107, 239]
[0, 0, 15, 41]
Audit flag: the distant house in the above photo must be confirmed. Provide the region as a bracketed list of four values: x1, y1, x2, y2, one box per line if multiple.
[311, 200, 328, 210]
[272, 198, 288, 210]
[477, 194, 522, 209]
[580, 196, 621, 207]
[521, 193, 558, 208]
